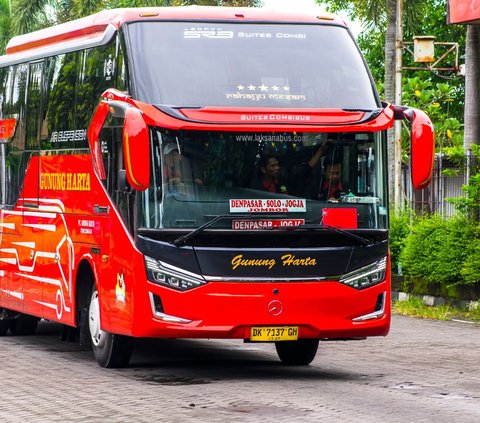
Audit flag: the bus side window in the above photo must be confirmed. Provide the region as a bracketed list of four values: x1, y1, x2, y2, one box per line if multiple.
[99, 115, 133, 232]
[0, 64, 27, 207]
[77, 41, 119, 131]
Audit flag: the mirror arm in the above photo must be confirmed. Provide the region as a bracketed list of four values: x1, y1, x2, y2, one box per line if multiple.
[392, 105, 414, 121]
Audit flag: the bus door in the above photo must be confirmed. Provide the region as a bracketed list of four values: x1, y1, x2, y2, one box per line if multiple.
[19, 61, 44, 316]
[22, 61, 42, 208]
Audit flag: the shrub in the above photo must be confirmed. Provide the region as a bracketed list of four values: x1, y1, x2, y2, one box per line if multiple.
[461, 236, 480, 284]
[389, 209, 411, 274]
[400, 214, 474, 285]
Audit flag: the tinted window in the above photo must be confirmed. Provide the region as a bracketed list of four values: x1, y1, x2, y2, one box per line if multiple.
[77, 42, 117, 129]
[26, 61, 42, 150]
[0, 64, 27, 206]
[127, 22, 379, 109]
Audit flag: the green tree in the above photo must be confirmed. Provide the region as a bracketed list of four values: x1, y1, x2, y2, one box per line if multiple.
[0, 0, 13, 54]
[319, 1, 467, 208]
[463, 25, 480, 150]
[318, 0, 427, 207]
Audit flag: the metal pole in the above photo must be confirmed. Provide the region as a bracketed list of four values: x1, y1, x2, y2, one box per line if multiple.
[394, 0, 404, 210]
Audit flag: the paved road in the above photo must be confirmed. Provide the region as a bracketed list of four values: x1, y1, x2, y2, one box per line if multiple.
[0, 315, 478, 422]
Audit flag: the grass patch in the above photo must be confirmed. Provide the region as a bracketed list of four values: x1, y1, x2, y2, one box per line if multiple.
[393, 296, 480, 322]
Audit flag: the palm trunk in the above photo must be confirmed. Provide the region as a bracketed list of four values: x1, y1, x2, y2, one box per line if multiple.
[464, 25, 480, 150]
[385, 0, 397, 207]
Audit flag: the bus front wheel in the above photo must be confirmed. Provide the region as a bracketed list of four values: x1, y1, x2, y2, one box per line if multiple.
[275, 339, 319, 365]
[88, 288, 133, 368]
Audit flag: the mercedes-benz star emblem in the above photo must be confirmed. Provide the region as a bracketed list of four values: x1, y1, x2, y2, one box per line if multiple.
[268, 300, 283, 316]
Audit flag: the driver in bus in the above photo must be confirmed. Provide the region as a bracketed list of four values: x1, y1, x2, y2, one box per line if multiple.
[251, 154, 289, 194]
[316, 157, 350, 201]
[292, 139, 350, 201]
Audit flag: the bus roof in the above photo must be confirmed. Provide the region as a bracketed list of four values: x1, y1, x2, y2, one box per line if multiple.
[5, 7, 346, 56]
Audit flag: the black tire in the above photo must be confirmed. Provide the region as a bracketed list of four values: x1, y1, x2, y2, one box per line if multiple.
[0, 320, 9, 336]
[9, 316, 39, 336]
[88, 288, 133, 368]
[275, 339, 319, 365]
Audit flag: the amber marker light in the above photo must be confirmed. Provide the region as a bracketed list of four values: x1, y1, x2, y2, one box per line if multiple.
[317, 14, 335, 21]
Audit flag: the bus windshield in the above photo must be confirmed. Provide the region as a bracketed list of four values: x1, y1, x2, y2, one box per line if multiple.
[140, 130, 388, 230]
[126, 21, 379, 110]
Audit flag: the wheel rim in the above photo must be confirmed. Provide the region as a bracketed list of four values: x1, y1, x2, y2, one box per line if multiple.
[89, 290, 105, 348]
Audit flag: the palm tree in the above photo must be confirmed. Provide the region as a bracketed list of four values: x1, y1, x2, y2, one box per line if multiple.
[318, 0, 427, 207]
[0, 0, 13, 54]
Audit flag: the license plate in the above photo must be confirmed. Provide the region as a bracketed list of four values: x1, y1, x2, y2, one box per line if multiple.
[250, 326, 299, 342]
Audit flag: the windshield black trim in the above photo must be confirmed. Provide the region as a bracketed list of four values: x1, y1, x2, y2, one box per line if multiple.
[137, 228, 388, 248]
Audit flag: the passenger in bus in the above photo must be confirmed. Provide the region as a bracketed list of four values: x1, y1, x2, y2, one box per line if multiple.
[163, 143, 202, 192]
[251, 154, 289, 194]
[163, 143, 183, 189]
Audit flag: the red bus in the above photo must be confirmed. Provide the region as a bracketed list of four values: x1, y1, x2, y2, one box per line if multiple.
[0, 7, 434, 367]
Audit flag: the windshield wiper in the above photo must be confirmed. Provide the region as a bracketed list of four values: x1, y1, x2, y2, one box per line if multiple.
[172, 214, 287, 247]
[285, 223, 373, 246]
[173, 215, 373, 247]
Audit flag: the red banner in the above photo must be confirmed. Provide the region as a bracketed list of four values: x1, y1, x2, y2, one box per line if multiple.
[448, 0, 480, 24]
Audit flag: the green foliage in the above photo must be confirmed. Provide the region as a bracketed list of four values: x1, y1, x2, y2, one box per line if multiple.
[400, 214, 477, 285]
[327, 0, 466, 136]
[389, 209, 411, 273]
[319, 0, 424, 32]
[461, 238, 480, 284]
[393, 296, 480, 322]
[357, 29, 385, 87]
[9, 0, 262, 37]
[447, 145, 480, 216]
[400, 77, 463, 155]
[393, 296, 455, 320]
[0, 0, 13, 54]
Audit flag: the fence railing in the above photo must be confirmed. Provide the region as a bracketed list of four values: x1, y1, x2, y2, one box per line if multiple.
[402, 153, 474, 217]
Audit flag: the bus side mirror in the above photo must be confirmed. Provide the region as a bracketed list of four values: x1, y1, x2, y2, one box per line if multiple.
[394, 106, 434, 190]
[123, 108, 150, 191]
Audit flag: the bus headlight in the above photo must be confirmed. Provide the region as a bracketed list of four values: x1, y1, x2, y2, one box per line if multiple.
[339, 257, 387, 290]
[145, 256, 206, 291]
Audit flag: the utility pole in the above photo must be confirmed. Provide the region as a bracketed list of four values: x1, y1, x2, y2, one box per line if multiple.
[394, 0, 404, 209]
